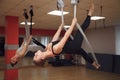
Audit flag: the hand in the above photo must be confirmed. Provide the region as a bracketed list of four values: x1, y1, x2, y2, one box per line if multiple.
[72, 18, 77, 25]
[11, 55, 18, 64]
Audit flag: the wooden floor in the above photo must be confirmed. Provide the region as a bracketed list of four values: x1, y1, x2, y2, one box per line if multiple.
[0, 57, 120, 80]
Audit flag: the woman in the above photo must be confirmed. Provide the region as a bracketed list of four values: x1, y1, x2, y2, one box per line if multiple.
[10, 35, 46, 67]
[33, 3, 100, 69]
[10, 36, 32, 66]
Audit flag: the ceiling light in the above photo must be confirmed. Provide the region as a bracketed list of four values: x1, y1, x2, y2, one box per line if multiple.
[64, 25, 70, 29]
[20, 22, 35, 25]
[91, 16, 105, 20]
[48, 10, 69, 16]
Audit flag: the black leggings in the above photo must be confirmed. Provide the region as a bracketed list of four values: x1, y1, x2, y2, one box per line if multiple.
[63, 15, 94, 64]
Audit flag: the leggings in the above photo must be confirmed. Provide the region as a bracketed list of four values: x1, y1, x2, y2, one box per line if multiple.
[63, 15, 94, 64]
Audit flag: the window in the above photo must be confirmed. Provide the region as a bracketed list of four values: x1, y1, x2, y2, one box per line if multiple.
[40, 36, 52, 46]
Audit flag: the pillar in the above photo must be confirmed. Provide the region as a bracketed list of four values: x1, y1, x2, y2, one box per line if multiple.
[4, 16, 19, 80]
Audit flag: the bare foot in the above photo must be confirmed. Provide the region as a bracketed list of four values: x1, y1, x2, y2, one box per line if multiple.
[96, 64, 101, 69]
[88, 3, 95, 16]
[92, 61, 101, 69]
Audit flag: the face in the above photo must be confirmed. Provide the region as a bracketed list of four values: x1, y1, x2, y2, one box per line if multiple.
[33, 50, 45, 64]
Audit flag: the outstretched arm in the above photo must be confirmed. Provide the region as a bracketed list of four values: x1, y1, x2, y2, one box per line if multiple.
[10, 35, 32, 66]
[53, 18, 77, 54]
[17, 35, 32, 57]
[51, 23, 64, 42]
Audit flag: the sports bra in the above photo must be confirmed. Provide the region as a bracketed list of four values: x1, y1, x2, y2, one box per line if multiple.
[51, 40, 60, 55]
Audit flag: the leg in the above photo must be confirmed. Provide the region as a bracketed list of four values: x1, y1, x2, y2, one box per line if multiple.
[70, 15, 91, 48]
[77, 48, 93, 64]
[63, 4, 94, 51]
[72, 3, 94, 45]
[92, 61, 100, 69]
[77, 48, 100, 69]
[88, 3, 94, 16]
[81, 3, 94, 31]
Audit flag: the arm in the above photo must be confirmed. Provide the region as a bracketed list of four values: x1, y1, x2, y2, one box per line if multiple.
[10, 35, 32, 66]
[51, 23, 64, 42]
[16, 35, 32, 58]
[53, 18, 77, 54]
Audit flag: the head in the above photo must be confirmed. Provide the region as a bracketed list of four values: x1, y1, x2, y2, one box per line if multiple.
[10, 55, 18, 67]
[33, 50, 46, 66]
[33, 59, 45, 66]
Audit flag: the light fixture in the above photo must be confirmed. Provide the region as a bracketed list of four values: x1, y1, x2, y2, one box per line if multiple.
[48, 10, 69, 16]
[20, 22, 35, 25]
[64, 25, 70, 29]
[91, 16, 105, 20]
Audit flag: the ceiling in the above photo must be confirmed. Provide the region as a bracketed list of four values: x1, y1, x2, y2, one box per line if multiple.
[0, 0, 120, 30]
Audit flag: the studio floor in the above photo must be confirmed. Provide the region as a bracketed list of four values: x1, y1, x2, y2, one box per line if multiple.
[0, 57, 120, 80]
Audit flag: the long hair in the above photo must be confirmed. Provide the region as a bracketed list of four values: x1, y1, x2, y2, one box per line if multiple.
[33, 59, 45, 66]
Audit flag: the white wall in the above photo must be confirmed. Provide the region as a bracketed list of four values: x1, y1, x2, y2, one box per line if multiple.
[82, 27, 115, 54]
[115, 26, 120, 55]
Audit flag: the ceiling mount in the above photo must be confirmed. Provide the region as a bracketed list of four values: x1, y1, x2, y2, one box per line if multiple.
[91, 4, 106, 29]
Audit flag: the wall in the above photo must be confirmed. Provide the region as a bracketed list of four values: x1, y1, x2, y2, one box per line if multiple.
[115, 26, 120, 55]
[82, 27, 115, 54]
[0, 26, 65, 36]
[0, 26, 116, 54]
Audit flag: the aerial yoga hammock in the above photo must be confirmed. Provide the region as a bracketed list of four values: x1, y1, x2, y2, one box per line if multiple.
[57, 0, 74, 40]
[70, 0, 99, 65]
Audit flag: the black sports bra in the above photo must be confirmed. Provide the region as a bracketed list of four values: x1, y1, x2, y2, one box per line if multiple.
[51, 40, 60, 55]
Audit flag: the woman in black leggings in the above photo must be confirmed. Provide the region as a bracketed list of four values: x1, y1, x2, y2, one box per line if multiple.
[62, 15, 93, 64]
[33, 3, 100, 69]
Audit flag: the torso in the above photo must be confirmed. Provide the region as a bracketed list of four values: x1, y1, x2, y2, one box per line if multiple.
[46, 43, 52, 51]
[46, 41, 62, 55]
